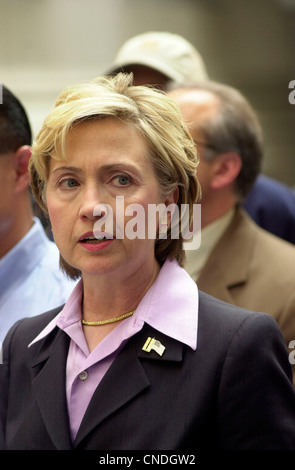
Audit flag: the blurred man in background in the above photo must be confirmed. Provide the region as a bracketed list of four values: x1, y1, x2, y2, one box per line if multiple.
[0, 85, 77, 342]
[168, 81, 295, 382]
[105, 31, 208, 89]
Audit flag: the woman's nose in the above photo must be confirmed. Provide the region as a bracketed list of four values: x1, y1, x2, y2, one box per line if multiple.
[78, 187, 107, 221]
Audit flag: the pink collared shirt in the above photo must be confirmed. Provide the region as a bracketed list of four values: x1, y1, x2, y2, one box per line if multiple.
[29, 259, 199, 441]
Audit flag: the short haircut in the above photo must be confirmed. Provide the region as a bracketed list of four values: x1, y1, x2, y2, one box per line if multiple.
[169, 80, 264, 200]
[29, 73, 201, 278]
[0, 85, 32, 154]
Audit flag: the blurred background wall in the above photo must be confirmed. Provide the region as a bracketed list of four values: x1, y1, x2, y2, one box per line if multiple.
[1, 0, 294, 185]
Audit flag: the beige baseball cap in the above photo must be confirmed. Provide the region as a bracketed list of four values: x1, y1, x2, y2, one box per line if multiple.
[105, 31, 208, 83]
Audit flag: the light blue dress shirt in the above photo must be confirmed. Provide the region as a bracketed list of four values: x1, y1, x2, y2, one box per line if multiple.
[0, 217, 77, 343]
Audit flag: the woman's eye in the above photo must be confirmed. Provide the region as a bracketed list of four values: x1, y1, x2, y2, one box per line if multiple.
[112, 174, 131, 186]
[59, 178, 79, 189]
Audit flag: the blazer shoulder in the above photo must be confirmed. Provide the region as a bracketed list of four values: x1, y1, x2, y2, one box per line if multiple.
[221, 208, 295, 267]
[197, 290, 293, 380]
[2, 305, 64, 350]
[198, 290, 280, 335]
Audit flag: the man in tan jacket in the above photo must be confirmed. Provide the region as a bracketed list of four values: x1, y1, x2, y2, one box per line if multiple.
[168, 81, 295, 383]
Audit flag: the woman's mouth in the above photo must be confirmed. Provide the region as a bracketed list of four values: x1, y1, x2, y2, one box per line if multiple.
[78, 232, 115, 251]
[80, 236, 109, 244]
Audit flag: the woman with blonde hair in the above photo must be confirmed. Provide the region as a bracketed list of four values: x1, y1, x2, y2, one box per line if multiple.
[1, 74, 295, 450]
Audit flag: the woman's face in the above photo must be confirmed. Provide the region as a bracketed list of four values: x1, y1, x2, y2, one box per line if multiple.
[46, 118, 175, 282]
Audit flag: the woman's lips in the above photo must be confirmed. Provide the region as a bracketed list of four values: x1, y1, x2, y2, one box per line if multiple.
[79, 239, 114, 251]
[78, 231, 115, 251]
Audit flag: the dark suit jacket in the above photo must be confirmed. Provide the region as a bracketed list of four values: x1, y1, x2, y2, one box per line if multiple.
[243, 174, 295, 244]
[1, 291, 295, 450]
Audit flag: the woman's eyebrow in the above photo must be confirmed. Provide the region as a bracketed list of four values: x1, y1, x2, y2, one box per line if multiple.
[50, 162, 142, 177]
[51, 165, 82, 174]
[100, 163, 140, 173]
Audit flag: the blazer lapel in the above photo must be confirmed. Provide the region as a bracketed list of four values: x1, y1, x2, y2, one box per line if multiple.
[31, 329, 73, 450]
[198, 260, 238, 305]
[74, 326, 184, 447]
[197, 207, 255, 304]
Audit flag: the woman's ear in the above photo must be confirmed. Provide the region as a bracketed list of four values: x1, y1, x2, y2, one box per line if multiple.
[162, 186, 179, 232]
[210, 152, 242, 190]
[14, 145, 32, 193]
[165, 186, 179, 207]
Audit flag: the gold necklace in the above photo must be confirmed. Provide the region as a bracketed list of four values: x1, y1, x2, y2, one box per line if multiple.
[81, 310, 135, 326]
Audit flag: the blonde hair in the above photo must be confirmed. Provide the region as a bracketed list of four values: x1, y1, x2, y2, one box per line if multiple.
[29, 73, 201, 278]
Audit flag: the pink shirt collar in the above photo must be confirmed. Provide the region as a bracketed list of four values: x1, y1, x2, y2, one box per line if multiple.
[29, 258, 199, 351]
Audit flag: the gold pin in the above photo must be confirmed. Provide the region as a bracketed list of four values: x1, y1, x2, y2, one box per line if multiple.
[142, 337, 165, 356]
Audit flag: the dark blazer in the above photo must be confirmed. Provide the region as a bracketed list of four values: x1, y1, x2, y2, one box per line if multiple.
[1, 291, 295, 450]
[243, 174, 295, 244]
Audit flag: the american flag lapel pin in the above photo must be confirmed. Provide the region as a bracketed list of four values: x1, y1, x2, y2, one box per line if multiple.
[142, 337, 165, 356]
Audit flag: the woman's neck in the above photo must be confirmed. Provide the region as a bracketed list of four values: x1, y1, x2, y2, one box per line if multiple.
[81, 260, 161, 353]
[81, 259, 160, 322]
